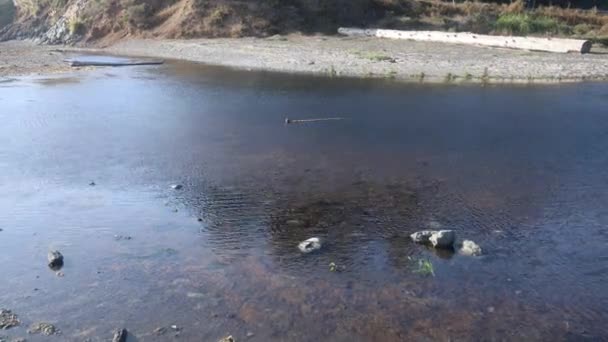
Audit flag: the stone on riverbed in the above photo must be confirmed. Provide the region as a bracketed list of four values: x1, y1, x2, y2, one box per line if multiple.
[0, 309, 20, 329]
[47, 250, 63, 269]
[411, 230, 455, 249]
[28, 322, 58, 335]
[112, 328, 128, 342]
[171, 184, 183, 190]
[219, 335, 235, 342]
[459, 240, 482, 256]
[298, 237, 322, 253]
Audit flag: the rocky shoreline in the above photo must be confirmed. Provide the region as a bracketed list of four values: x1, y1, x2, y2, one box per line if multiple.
[3, 35, 608, 83]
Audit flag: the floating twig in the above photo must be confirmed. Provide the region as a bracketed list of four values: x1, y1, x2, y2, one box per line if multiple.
[285, 117, 345, 124]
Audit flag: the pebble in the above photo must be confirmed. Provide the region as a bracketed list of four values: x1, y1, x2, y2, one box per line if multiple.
[171, 184, 183, 190]
[298, 237, 322, 253]
[247, 331, 255, 338]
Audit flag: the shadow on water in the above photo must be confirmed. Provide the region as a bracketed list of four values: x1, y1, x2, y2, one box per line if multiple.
[0, 60, 607, 341]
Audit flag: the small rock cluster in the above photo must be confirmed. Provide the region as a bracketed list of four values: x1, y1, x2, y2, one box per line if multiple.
[28, 322, 58, 336]
[411, 229, 482, 256]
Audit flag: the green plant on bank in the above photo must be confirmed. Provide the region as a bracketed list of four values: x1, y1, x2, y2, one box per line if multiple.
[481, 67, 490, 84]
[0, 0, 15, 28]
[354, 50, 396, 63]
[68, 18, 85, 35]
[495, 13, 570, 35]
[573, 23, 593, 35]
[328, 65, 337, 77]
[412, 258, 435, 277]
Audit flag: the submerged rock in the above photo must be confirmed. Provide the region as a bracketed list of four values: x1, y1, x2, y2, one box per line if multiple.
[298, 237, 322, 253]
[429, 230, 455, 248]
[112, 328, 127, 342]
[219, 335, 235, 342]
[459, 240, 482, 256]
[410, 230, 434, 244]
[171, 184, 183, 190]
[47, 250, 63, 269]
[0, 309, 20, 329]
[114, 235, 132, 241]
[28, 322, 58, 335]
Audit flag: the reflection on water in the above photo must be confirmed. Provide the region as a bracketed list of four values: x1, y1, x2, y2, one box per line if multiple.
[0, 62, 608, 341]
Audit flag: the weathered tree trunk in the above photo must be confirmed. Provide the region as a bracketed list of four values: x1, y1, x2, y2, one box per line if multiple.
[338, 28, 592, 54]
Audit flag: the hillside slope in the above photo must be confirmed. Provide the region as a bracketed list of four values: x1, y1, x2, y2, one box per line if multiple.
[1, 0, 607, 46]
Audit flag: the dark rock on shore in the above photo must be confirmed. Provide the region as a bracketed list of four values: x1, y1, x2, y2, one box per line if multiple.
[47, 250, 63, 269]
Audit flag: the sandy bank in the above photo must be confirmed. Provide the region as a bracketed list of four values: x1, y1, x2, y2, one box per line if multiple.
[105, 35, 608, 84]
[3, 35, 608, 83]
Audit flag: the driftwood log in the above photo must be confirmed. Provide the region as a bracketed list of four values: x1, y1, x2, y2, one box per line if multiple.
[338, 28, 592, 54]
[65, 59, 164, 67]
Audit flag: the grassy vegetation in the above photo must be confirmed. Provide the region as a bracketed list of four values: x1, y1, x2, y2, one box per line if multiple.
[495, 14, 564, 35]
[353, 50, 396, 62]
[68, 18, 85, 35]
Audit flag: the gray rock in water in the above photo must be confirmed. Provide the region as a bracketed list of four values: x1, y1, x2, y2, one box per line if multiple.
[298, 237, 322, 253]
[459, 240, 482, 256]
[47, 250, 63, 269]
[171, 184, 183, 190]
[429, 230, 455, 248]
[219, 336, 235, 342]
[410, 231, 434, 244]
[112, 328, 127, 342]
[411, 230, 456, 249]
[0, 309, 20, 329]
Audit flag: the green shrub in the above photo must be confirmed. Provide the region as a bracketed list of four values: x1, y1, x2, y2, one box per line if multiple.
[495, 14, 564, 35]
[69, 18, 85, 35]
[573, 23, 593, 35]
[125, 3, 147, 28]
[0, 0, 15, 28]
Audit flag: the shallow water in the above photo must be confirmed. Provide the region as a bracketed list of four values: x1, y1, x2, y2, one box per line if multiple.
[1, 61, 608, 341]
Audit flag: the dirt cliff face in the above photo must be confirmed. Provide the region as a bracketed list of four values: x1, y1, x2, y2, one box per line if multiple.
[0, 0, 411, 45]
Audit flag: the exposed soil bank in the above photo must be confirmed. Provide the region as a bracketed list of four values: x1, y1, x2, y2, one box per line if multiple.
[3, 36, 608, 83]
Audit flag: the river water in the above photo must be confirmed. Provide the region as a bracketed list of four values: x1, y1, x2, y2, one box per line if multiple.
[1, 60, 607, 341]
